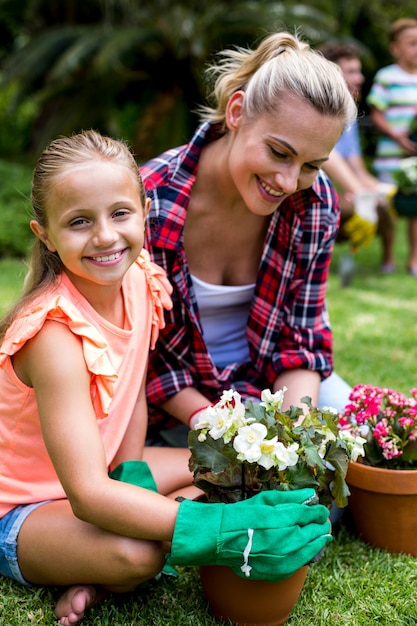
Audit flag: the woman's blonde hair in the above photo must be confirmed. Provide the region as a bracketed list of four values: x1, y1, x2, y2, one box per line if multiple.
[0, 129, 144, 342]
[199, 31, 357, 132]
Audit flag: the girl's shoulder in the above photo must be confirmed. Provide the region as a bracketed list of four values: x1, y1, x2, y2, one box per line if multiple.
[0, 283, 110, 364]
[0, 282, 119, 416]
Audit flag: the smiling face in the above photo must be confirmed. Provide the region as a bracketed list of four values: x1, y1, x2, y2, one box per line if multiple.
[30, 159, 147, 296]
[224, 91, 344, 216]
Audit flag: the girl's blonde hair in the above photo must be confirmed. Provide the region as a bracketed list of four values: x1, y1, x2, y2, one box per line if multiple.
[199, 31, 357, 132]
[0, 130, 144, 342]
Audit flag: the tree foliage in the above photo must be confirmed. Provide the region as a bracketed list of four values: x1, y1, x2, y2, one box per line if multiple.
[0, 0, 416, 158]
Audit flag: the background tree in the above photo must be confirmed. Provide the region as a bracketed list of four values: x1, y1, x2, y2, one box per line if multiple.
[0, 0, 334, 158]
[1, 0, 416, 159]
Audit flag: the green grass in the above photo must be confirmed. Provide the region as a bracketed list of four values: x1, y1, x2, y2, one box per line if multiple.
[328, 219, 417, 394]
[1, 526, 416, 625]
[0, 159, 33, 258]
[1, 221, 417, 624]
[0, 258, 28, 315]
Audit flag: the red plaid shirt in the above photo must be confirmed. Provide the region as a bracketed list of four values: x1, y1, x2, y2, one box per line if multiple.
[142, 123, 339, 429]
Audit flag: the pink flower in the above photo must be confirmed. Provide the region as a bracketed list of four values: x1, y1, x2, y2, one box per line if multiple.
[338, 384, 417, 468]
[398, 417, 414, 428]
[373, 420, 389, 439]
[380, 440, 402, 460]
[338, 416, 351, 429]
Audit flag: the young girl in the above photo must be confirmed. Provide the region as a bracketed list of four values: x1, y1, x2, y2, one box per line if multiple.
[0, 130, 331, 625]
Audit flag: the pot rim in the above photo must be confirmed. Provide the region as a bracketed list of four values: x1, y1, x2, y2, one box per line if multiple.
[346, 460, 417, 494]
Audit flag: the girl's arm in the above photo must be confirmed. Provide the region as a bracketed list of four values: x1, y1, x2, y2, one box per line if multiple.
[110, 375, 197, 499]
[19, 320, 179, 541]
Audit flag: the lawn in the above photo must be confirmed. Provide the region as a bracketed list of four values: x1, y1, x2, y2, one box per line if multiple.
[1, 221, 417, 624]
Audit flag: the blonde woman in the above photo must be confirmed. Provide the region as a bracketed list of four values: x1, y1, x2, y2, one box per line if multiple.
[142, 31, 357, 445]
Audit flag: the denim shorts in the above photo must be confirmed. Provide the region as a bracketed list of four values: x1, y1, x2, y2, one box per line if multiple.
[0, 501, 50, 586]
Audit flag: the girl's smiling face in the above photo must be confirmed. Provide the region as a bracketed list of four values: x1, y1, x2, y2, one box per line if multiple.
[31, 159, 147, 294]
[224, 91, 345, 216]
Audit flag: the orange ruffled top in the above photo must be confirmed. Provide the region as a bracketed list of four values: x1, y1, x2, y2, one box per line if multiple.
[0, 250, 172, 516]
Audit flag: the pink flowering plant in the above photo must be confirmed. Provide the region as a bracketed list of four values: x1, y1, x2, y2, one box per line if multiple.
[338, 384, 417, 469]
[188, 388, 365, 509]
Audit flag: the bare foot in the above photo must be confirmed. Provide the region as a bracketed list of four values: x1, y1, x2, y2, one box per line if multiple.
[54, 585, 106, 625]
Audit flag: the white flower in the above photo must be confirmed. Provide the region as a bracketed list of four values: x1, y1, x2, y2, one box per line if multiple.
[395, 156, 417, 193]
[274, 442, 299, 470]
[258, 439, 299, 470]
[204, 405, 234, 440]
[194, 389, 249, 441]
[339, 429, 366, 462]
[233, 423, 267, 463]
[317, 428, 337, 458]
[320, 405, 338, 415]
[258, 436, 280, 469]
[259, 387, 287, 412]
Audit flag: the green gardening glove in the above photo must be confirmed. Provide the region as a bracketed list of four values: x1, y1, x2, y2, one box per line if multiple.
[170, 488, 331, 582]
[109, 460, 158, 492]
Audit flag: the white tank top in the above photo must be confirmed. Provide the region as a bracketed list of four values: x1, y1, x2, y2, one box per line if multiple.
[191, 273, 255, 368]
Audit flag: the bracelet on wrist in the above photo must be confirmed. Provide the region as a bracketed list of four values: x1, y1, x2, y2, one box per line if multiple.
[188, 405, 211, 427]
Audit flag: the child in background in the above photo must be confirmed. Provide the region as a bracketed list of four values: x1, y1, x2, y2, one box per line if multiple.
[367, 17, 417, 274]
[0, 130, 331, 625]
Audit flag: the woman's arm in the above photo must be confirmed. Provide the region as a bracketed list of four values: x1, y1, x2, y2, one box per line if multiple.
[20, 320, 179, 541]
[160, 386, 212, 426]
[273, 369, 320, 409]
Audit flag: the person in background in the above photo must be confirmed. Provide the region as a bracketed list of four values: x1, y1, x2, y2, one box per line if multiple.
[141, 30, 357, 447]
[367, 17, 417, 275]
[319, 41, 395, 284]
[0, 130, 332, 625]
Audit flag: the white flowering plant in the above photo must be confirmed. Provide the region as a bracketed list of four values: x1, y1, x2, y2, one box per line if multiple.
[393, 156, 417, 196]
[188, 388, 365, 509]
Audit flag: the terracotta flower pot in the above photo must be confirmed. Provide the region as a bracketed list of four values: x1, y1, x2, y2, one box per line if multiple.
[346, 461, 417, 555]
[199, 564, 308, 626]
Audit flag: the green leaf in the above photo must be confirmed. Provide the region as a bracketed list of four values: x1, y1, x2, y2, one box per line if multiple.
[401, 440, 417, 463]
[188, 430, 236, 474]
[285, 462, 320, 491]
[193, 462, 243, 492]
[324, 443, 352, 507]
[301, 433, 327, 470]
